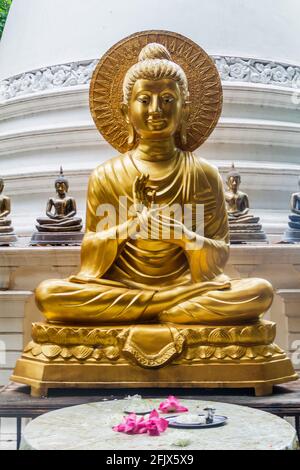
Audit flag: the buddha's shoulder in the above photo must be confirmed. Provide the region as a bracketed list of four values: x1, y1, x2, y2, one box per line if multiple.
[193, 155, 222, 187]
[89, 153, 128, 182]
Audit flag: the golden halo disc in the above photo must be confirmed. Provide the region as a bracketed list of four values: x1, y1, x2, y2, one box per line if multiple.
[89, 30, 223, 153]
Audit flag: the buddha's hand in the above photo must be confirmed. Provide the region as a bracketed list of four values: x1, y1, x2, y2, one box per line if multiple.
[149, 214, 204, 250]
[133, 174, 156, 212]
[131, 174, 158, 238]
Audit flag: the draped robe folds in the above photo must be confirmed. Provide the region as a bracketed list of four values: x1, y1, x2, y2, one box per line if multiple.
[35, 152, 273, 324]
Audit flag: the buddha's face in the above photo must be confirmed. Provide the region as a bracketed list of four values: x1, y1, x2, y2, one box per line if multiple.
[126, 78, 184, 140]
[228, 175, 240, 193]
[55, 182, 67, 196]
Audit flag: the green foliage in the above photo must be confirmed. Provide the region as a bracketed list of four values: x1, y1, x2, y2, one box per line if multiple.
[0, 0, 12, 40]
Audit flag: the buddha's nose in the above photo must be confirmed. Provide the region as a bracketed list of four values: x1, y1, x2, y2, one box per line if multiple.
[149, 95, 162, 116]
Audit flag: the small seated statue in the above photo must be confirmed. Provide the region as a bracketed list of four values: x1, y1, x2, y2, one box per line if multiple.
[0, 177, 17, 246]
[31, 167, 83, 245]
[283, 176, 300, 242]
[225, 164, 267, 243]
[13, 32, 296, 396]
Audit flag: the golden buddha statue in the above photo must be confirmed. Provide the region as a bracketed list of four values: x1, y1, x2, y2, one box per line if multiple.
[0, 177, 17, 246]
[225, 164, 267, 243]
[30, 167, 83, 245]
[12, 31, 297, 397]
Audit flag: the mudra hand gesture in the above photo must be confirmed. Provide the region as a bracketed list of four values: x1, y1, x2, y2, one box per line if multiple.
[132, 173, 199, 248]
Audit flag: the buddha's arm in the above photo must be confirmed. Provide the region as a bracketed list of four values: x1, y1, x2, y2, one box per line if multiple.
[0, 197, 10, 218]
[183, 172, 230, 282]
[69, 167, 137, 282]
[291, 194, 300, 214]
[46, 199, 55, 219]
[65, 197, 77, 218]
[73, 218, 137, 281]
[237, 193, 250, 214]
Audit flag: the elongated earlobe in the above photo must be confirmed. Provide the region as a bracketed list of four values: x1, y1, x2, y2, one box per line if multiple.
[178, 101, 190, 147]
[127, 123, 136, 147]
[180, 120, 187, 146]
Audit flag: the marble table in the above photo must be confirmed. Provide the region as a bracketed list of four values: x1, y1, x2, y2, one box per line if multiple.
[20, 398, 299, 450]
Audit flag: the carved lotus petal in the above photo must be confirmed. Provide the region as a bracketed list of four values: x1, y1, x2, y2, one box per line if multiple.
[240, 326, 255, 342]
[214, 347, 227, 359]
[56, 327, 76, 343]
[256, 346, 273, 358]
[70, 345, 93, 360]
[104, 346, 120, 360]
[208, 328, 232, 344]
[24, 340, 35, 352]
[225, 345, 246, 359]
[88, 329, 117, 346]
[31, 344, 42, 356]
[92, 348, 103, 360]
[199, 328, 212, 342]
[61, 347, 72, 359]
[245, 347, 257, 359]
[41, 344, 62, 359]
[184, 330, 201, 345]
[87, 329, 105, 344]
[198, 346, 215, 359]
[33, 324, 49, 343]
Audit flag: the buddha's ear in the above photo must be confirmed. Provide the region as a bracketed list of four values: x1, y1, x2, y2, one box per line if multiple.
[121, 103, 130, 124]
[183, 99, 191, 120]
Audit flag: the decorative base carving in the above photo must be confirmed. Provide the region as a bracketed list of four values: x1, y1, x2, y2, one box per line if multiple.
[30, 232, 83, 246]
[12, 321, 298, 397]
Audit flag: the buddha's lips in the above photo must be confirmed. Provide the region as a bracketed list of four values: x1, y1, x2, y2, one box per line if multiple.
[147, 118, 167, 128]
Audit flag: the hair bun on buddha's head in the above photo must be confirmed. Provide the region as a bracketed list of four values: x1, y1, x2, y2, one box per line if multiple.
[138, 43, 172, 62]
[123, 41, 189, 106]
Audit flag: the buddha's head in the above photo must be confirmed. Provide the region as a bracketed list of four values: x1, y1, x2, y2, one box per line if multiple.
[0, 178, 3, 194]
[121, 43, 190, 148]
[226, 163, 241, 194]
[55, 167, 69, 196]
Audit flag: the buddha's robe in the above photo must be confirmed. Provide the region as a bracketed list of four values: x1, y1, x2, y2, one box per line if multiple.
[35, 152, 273, 324]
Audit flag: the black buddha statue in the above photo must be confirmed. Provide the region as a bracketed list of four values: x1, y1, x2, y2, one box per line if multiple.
[30, 167, 83, 245]
[283, 176, 300, 243]
[224, 164, 267, 243]
[0, 177, 17, 246]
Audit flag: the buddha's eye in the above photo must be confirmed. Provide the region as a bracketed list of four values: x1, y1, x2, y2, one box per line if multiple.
[137, 95, 150, 104]
[161, 94, 174, 104]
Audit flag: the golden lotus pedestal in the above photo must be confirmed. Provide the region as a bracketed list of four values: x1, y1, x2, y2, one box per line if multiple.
[12, 320, 297, 397]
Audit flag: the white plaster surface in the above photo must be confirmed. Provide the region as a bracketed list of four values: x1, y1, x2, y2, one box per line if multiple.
[1, 0, 300, 81]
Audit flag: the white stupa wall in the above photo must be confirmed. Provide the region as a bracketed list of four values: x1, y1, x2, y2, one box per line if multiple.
[0, 0, 299, 240]
[1, 0, 300, 79]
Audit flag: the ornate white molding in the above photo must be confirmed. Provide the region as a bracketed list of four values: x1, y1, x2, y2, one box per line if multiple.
[214, 56, 300, 88]
[0, 56, 300, 101]
[0, 60, 98, 101]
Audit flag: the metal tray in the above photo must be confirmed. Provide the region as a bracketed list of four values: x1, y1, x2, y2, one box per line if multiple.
[166, 414, 228, 429]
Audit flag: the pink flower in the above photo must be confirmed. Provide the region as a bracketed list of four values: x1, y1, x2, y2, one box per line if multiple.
[158, 395, 189, 413]
[146, 410, 169, 436]
[113, 409, 169, 436]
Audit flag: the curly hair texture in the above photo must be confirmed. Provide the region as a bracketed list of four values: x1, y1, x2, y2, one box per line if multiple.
[123, 43, 189, 104]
